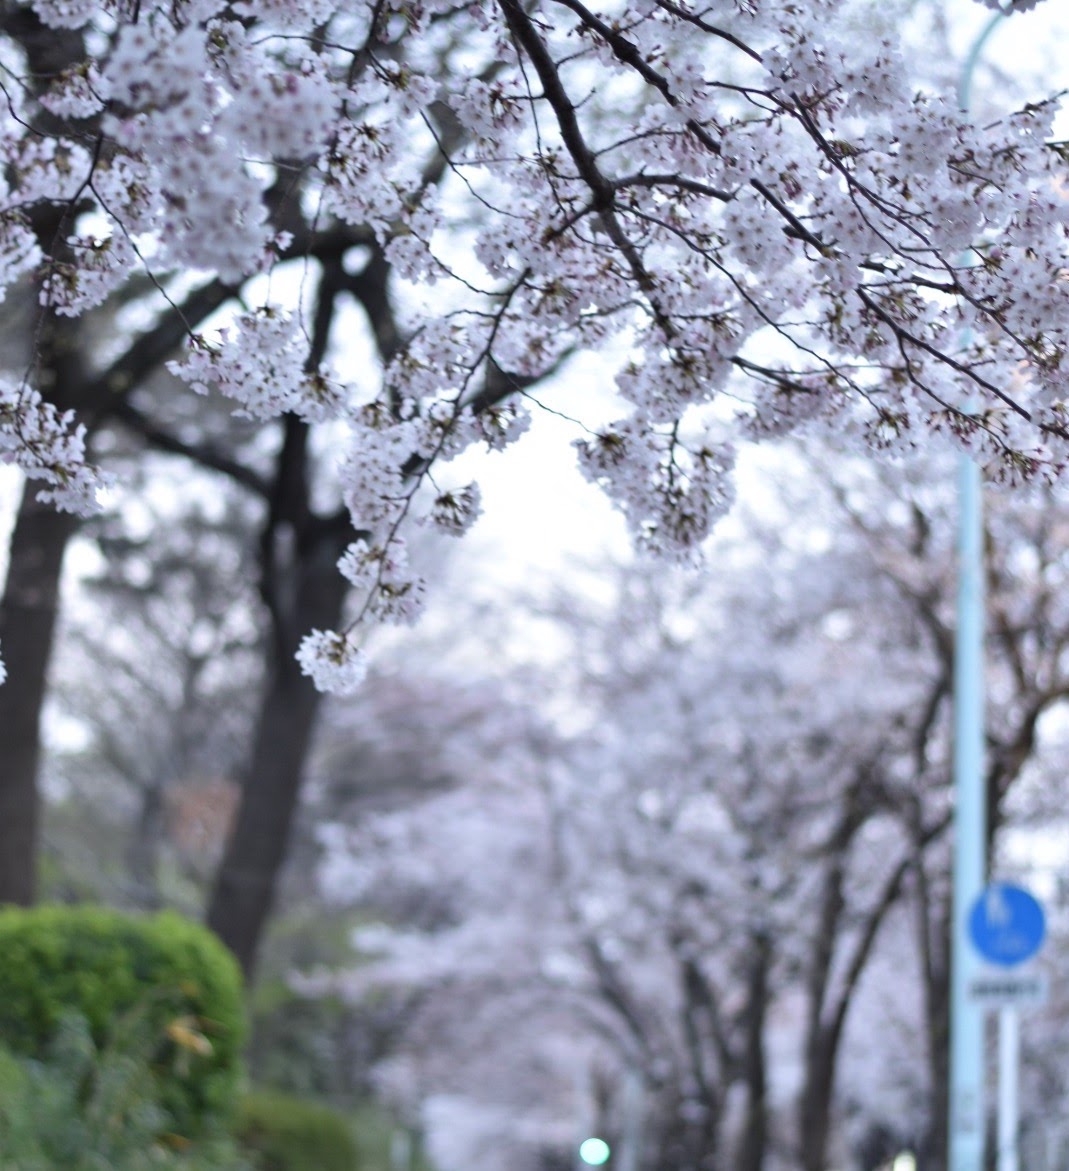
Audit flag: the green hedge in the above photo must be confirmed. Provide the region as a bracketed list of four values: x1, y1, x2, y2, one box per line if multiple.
[238, 1088, 358, 1171]
[0, 1013, 254, 1169]
[0, 905, 246, 1138]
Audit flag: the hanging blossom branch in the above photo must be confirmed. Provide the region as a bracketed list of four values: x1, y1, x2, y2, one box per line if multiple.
[0, 0, 1064, 690]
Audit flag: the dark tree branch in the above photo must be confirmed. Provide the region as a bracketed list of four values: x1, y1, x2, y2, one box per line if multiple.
[110, 399, 271, 498]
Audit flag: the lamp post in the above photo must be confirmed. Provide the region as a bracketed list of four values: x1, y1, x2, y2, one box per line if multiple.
[948, 9, 1007, 1171]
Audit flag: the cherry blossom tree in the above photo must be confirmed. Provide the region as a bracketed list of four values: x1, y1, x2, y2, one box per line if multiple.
[819, 455, 1069, 1167]
[310, 450, 1069, 1171]
[0, 0, 538, 918]
[2, 0, 1069, 994]
[0, 0, 1067, 697]
[310, 504, 935, 1171]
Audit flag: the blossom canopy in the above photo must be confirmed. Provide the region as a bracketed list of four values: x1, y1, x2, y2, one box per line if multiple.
[0, 0, 1064, 686]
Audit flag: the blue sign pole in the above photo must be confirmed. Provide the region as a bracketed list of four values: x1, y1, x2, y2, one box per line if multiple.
[949, 12, 1007, 1171]
[949, 448, 987, 1171]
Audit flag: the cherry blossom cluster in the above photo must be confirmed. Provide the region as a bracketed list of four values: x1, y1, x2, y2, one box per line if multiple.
[0, 379, 106, 516]
[168, 308, 348, 423]
[0, 0, 1062, 689]
[428, 483, 483, 536]
[40, 230, 137, 317]
[336, 535, 426, 626]
[295, 628, 368, 694]
[575, 419, 737, 559]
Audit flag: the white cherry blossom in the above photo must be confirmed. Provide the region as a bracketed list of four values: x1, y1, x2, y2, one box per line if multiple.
[296, 629, 369, 694]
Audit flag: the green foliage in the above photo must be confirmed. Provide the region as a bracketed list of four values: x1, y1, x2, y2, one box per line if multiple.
[237, 1088, 358, 1171]
[0, 905, 246, 1137]
[0, 1012, 253, 1169]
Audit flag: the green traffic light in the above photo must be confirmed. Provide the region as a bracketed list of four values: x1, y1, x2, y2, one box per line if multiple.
[579, 1137, 611, 1165]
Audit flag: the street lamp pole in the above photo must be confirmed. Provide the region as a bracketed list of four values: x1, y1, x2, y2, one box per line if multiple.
[949, 10, 1006, 1171]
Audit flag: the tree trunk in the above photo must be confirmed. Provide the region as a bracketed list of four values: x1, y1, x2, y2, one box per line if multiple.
[922, 984, 950, 1171]
[799, 1031, 836, 1171]
[0, 483, 77, 903]
[647, 1091, 720, 1171]
[0, 260, 90, 906]
[206, 515, 350, 979]
[127, 778, 166, 909]
[736, 934, 771, 1171]
[919, 895, 951, 1171]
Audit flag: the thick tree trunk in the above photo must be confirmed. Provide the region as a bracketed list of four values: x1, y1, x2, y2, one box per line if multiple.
[0, 248, 89, 907]
[799, 1032, 836, 1171]
[736, 934, 771, 1171]
[0, 484, 77, 904]
[206, 516, 350, 979]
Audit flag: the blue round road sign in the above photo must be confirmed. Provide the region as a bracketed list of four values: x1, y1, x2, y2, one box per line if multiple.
[968, 883, 1046, 968]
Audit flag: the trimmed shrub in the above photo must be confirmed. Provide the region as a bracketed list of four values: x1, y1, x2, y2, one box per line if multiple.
[237, 1088, 358, 1171]
[0, 904, 246, 1138]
